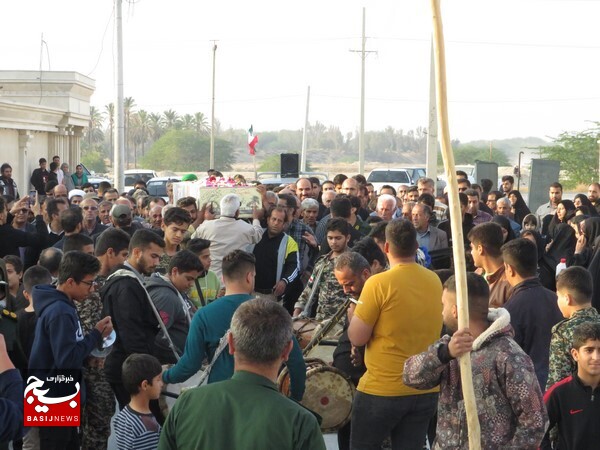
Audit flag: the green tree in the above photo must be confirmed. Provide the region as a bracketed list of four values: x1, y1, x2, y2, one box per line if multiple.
[81, 150, 107, 173]
[536, 126, 600, 188]
[141, 129, 235, 171]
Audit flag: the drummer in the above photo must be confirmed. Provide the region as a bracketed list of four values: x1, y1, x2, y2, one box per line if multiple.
[332, 251, 372, 450]
[293, 219, 352, 320]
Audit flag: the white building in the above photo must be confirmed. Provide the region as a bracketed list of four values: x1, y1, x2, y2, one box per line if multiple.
[0, 70, 94, 194]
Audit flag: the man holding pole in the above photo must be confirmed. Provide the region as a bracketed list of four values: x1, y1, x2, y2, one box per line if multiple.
[348, 219, 442, 449]
[404, 273, 547, 449]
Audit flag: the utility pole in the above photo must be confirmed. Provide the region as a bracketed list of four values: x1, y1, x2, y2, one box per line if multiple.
[426, 39, 438, 191]
[210, 41, 217, 170]
[350, 8, 376, 176]
[301, 86, 310, 173]
[114, 0, 125, 192]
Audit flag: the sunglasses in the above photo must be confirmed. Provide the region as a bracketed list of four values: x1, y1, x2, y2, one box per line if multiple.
[83, 206, 98, 211]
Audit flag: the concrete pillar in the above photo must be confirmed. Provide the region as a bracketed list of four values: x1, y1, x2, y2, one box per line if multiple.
[19, 130, 34, 192]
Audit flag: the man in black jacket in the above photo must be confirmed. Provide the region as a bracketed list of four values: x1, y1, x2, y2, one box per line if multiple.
[502, 238, 563, 389]
[101, 229, 165, 410]
[29, 158, 50, 196]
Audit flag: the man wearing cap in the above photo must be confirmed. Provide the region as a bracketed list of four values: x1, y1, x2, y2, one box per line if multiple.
[68, 189, 85, 206]
[106, 199, 144, 237]
[191, 194, 264, 282]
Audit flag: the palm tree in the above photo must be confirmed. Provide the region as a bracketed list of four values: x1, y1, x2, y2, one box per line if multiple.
[181, 114, 195, 131]
[136, 110, 150, 157]
[87, 106, 105, 150]
[194, 112, 209, 135]
[149, 113, 164, 143]
[105, 103, 114, 160]
[124, 97, 136, 168]
[163, 109, 179, 130]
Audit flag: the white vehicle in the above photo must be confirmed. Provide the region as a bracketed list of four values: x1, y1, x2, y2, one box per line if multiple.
[367, 167, 426, 194]
[124, 169, 158, 192]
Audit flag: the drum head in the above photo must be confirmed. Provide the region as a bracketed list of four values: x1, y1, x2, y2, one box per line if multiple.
[303, 364, 355, 432]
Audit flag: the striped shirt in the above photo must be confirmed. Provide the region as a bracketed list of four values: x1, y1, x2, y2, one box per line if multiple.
[114, 405, 161, 450]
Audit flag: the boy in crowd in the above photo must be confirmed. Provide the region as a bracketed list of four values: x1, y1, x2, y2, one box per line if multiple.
[147, 250, 202, 363]
[157, 207, 192, 274]
[542, 322, 600, 450]
[185, 238, 222, 307]
[294, 218, 351, 321]
[547, 266, 600, 389]
[114, 354, 163, 450]
[15, 266, 52, 372]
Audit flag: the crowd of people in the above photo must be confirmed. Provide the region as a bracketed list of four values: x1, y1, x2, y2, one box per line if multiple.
[0, 158, 599, 450]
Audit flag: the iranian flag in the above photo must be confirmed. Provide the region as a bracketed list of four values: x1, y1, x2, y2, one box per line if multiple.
[248, 125, 258, 156]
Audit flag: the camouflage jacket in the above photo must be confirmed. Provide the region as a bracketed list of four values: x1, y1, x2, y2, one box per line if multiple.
[404, 308, 548, 450]
[76, 275, 107, 335]
[546, 307, 600, 389]
[294, 252, 348, 321]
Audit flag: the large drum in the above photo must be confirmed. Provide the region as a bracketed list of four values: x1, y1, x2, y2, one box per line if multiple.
[279, 358, 355, 432]
[304, 341, 338, 365]
[292, 318, 343, 349]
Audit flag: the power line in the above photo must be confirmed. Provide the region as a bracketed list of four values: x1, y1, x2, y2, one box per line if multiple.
[87, 5, 115, 77]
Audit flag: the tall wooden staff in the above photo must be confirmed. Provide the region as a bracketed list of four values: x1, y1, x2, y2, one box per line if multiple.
[429, 0, 481, 448]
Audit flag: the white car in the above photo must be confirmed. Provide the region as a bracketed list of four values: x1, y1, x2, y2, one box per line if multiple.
[367, 168, 426, 194]
[124, 169, 158, 192]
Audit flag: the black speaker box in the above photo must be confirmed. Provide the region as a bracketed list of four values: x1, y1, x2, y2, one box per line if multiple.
[281, 153, 299, 178]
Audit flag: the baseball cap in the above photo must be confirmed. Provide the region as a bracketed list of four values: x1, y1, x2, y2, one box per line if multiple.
[110, 204, 132, 220]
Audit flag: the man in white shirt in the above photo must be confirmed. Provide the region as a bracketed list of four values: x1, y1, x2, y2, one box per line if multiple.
[191, 194, 264, 282]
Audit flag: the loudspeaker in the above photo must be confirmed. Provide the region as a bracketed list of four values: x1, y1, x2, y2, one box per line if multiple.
[280, 153, 299, 178]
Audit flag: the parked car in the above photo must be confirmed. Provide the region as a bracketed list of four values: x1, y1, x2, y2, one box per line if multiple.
[146, 176, 181, 202]
[367, 167, 427, 193]
[124, 169, 158, 192]
[254, 172, 329, 189]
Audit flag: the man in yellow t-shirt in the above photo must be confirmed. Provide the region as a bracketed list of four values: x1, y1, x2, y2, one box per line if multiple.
[348, 219, 442, 449]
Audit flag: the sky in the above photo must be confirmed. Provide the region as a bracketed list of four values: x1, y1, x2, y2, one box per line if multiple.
[2, 0, 600, 143]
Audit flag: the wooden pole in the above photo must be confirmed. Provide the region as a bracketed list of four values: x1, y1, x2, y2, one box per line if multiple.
[429, 1, 481, 448]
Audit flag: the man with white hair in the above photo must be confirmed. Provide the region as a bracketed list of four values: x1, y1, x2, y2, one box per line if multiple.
[322, 190, 336, 209]
[373, 194, 401, 221]
[191, 193, 264, 281]
[496, 197, 521, 234]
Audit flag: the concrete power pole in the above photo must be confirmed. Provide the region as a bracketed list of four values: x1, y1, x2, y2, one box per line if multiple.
[210, 42, 217, 170]
[114, 0, 125, 192]
[350, 8, 375, 176]
[301, 86, 310, 173]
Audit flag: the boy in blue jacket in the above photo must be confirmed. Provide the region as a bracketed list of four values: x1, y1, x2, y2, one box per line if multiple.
[28, 251, 113, 450]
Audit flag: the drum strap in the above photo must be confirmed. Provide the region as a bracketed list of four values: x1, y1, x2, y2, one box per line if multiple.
[196, 329, 230, 386]
[301, 261, 327, 317]
[194, 278, 206, 307]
